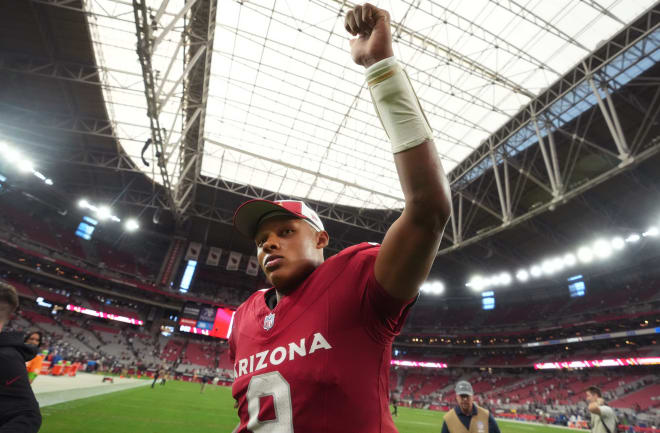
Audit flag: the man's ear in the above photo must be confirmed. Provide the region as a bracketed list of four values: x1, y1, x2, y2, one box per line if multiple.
[316, 230, 329, 249]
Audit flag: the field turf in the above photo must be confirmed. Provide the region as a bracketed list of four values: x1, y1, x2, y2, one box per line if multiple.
[40, 381, 575, 433]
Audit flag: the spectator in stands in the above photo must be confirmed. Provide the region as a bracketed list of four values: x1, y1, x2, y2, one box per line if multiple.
[586, 386, 617, 433]
[441, 380, 501, 433]
[0, 281, 42, 433]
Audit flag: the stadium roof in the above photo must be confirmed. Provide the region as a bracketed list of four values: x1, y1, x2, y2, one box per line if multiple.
[1, 0, 659, 284]
[86, 0, 655, 210]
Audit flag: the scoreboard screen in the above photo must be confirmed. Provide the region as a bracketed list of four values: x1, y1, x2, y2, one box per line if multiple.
[179, 303, 235, 339]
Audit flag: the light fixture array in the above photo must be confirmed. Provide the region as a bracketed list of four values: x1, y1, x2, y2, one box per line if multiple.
[0, 140, 54, 186]
[467, 226, 659, 292]
[78, 199, 140, 232]
[420, 281, 445, 295]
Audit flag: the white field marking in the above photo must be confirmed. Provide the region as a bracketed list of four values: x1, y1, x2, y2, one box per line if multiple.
[497, 418, 584, 431]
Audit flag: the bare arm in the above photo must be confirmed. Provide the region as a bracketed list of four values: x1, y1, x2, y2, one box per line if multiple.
[588, 398, 606, 415]
[346, 3, 451, 300]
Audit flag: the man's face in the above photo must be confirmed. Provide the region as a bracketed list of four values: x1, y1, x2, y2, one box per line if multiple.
[26, 333, 40, 346]
[255, 216, 327, 293]
[585, 391, 598, 404]
[456, 394, 473, 413]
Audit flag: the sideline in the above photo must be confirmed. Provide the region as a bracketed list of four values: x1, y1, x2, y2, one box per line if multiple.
[497, 417, 584, 431]
[35, 374, 151, 408]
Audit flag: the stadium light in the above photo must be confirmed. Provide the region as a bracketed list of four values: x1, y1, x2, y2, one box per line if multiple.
[551, 257, 564, 272]
[78, 198, 123, 224]
[610, 236, 625, 250]
[0, 141, 55, 185]
[463, 224, 650, 291]
[577, 246, 594, 263]
[541, 259, 555, 275]
[643, 227, 658, 237]
[563, 253, 577, 267]
[95, 205, 112, 221]
[467, 275, 485, 292]
[626, 233, 641, 243]
[593, 239, 612, 259]
[124, 218, 140, 232]
[421, 281, 444, 295]
[498, 272, 512, 286]
[5, 148, 21, 163]
[17, 159, 34, 173]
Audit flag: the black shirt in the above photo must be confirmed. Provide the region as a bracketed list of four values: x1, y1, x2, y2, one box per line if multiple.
[441, 404, 501, 433]
[0, 331, 42, 433]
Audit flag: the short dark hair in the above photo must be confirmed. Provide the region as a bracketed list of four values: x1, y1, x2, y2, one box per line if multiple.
[586, 386, 602, 397]
[0, 280, 19, 324]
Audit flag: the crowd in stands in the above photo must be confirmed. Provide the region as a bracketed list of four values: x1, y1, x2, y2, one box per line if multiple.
[0, 213, 255, 309]
[405, 273, 660, 336]
[5, 298, 232, 381]
[0, 208, 161, 283]
[392, 368, 660, 431]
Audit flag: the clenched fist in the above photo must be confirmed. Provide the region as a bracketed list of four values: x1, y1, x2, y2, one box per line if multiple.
[345, 3, 393, 68]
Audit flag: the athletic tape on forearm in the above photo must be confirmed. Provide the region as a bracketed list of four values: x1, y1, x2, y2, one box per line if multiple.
[365, 57, 433, 154]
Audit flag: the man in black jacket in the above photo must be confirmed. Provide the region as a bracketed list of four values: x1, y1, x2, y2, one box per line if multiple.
[0, 281, 42, 433]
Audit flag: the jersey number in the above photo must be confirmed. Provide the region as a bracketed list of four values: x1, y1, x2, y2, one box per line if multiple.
[246, 372, 293, 432]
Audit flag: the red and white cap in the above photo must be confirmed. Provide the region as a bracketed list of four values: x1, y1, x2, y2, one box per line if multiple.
[233, 199, 325, 239]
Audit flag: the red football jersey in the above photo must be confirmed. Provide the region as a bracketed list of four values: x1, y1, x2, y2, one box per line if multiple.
[229, 243, 415, 432]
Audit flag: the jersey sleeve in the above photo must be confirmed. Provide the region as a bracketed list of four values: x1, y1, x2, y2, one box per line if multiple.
[351, 244, 417, 344]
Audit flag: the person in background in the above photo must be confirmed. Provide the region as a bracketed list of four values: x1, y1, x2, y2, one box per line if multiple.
[0, 281, 42, 433]
[586, 386, 618, 433]
[441, 380, 502, 433]
[151, 368, 162, 389]
[200, 375, 209, 394]
[24, 332, 44, 384]
[391, 388, 400, 417]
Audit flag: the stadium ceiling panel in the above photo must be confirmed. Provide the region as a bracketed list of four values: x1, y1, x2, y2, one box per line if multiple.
[79, 0, 655, 212]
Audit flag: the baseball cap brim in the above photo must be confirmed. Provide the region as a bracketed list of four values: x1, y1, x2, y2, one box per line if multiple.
[233, 199, 307, 239]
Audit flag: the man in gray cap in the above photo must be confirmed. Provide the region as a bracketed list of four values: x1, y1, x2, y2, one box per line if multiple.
[441, 380, 501, 433]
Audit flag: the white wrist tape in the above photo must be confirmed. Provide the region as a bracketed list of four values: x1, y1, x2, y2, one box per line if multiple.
[365, 57, 433, 154]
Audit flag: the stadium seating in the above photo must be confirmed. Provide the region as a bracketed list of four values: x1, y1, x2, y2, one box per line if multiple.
[161, 339, 185, 362]
[610, 384, 660, 410]
[31, 286, 69, 304]
[2, 207, 61, 251]
[4, 279, 35, 297]
[182, 341, 216, 368]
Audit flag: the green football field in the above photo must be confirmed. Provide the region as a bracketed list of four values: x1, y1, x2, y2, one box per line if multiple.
[40, 381, 574, 433]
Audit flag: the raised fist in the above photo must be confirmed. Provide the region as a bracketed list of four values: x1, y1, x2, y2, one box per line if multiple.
[345, 3, 393, 68]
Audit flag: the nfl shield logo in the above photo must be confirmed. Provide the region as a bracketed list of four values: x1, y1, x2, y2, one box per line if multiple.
[263, 313, 275, 331]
